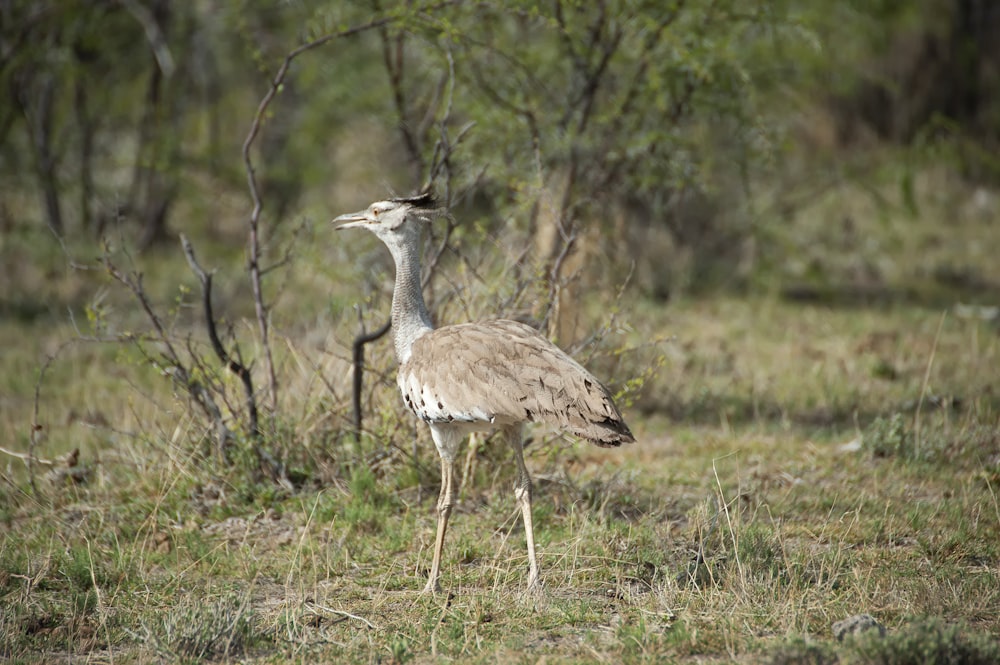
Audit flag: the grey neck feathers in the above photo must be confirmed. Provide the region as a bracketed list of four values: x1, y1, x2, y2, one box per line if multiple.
[385, 222, 433, 364]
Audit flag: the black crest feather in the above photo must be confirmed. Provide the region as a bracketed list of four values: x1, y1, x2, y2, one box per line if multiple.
[391, 191, 437, 209]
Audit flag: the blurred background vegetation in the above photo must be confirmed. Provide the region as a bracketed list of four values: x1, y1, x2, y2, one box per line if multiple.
[3, 0, 998, 288]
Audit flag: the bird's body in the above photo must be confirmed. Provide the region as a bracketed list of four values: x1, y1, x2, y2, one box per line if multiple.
[399, 319, 632, 445]
[334, 193, 634, 592]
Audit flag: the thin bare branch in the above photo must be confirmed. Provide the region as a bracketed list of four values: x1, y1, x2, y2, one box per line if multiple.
[540, 227, 579, 337]
[118, 0, 175, 76]
[102, 246, 243, 467]
[101, 251, 182, 366]
[181, 234, 261, 443]
[351, 316, 392, 442]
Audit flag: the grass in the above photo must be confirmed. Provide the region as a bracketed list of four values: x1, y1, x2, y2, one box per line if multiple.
[2, 166, 1000, 662]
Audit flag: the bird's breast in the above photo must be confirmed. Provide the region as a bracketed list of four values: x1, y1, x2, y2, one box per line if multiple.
[397, 367, 501, 429]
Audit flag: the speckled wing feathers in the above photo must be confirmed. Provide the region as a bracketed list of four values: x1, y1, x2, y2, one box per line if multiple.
[397, 320, 634, 446]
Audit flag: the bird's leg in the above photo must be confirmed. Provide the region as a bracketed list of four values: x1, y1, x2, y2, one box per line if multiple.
[460, 432, 480, 495]
[424, 454, 456, 594]
[507, 427, 540, 590]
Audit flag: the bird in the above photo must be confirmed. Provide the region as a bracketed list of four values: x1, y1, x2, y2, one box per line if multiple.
[333, 192, 634, 593]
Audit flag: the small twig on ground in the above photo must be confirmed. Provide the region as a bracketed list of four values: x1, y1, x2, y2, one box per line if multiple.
[0, 444, 56, 467]
[307, 603, 378, 630]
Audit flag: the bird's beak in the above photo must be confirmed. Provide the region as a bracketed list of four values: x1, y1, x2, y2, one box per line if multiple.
[332, 211, 368, 230]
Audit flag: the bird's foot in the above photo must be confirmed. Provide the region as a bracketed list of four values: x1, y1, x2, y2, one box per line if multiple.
[422, 578, 441, 595]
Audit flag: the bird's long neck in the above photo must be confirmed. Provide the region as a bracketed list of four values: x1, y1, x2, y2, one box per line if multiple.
[386, 228, 433, 364]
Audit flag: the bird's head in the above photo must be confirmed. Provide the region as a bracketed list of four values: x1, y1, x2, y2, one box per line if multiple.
[332, 192, 438, 242]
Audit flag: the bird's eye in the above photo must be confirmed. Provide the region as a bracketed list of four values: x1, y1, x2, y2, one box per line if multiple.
[372, 208, 380, 218]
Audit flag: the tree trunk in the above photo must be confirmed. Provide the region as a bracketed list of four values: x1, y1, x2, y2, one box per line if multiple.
[19, 74, 64, 235]
[74, 76, 94, 231]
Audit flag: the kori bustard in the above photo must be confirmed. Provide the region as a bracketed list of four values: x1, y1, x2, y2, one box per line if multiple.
[334, 193, 634, 592]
